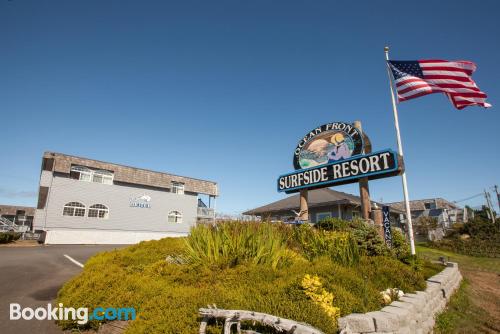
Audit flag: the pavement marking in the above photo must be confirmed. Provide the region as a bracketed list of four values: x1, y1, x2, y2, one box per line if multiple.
[63, 254, 84, 268]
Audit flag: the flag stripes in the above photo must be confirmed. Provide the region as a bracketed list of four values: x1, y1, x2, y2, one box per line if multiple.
[388, 60, 491, 109]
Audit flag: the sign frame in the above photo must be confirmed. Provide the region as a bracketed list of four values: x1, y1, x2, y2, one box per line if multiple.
[278, 149, 403, 194]
[292, 122, 365, 170]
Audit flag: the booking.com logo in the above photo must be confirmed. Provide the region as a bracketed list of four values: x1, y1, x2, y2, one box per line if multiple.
[10, 303, 136, 324]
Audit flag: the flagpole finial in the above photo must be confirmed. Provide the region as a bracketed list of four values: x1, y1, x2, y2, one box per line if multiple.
[384, 46, 389, 52]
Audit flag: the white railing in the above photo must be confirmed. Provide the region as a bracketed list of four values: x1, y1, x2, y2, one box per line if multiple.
[197, 207, 215, 218]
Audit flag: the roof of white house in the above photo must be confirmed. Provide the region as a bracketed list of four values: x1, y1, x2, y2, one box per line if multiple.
[388, 198, 459, 212]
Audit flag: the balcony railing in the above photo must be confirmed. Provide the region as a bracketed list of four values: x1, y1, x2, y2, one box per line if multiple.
[197, 207, 215, 218]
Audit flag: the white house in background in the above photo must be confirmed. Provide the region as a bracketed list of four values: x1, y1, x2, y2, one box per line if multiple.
[388, 198, 466, 229]
[33, 152, 218, 244]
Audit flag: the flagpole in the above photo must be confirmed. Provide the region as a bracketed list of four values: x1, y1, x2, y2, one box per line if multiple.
[384, 46, 416, 255]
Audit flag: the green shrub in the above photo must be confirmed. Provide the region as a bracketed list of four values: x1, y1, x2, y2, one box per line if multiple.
[316, 218, 390, 257]
[290, 225, 360, 265]
[57, 242, 425, 334]
[390, 229, 412, 263]
[56, 221, 435, 333]
[429, 218, 500, 258]
[0, 232, 22, 244]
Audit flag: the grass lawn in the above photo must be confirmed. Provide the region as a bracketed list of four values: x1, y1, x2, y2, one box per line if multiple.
[417, 244, 500, 333]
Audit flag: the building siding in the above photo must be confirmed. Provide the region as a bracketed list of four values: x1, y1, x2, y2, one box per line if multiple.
[44, 152, 218, 196]
[34, 175, 198, 234]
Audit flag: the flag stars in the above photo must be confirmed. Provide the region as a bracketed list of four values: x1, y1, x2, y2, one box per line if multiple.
[389, 61, 424, 79]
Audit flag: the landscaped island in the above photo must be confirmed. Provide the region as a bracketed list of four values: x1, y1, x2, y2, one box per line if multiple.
[56, 220, 442, 333]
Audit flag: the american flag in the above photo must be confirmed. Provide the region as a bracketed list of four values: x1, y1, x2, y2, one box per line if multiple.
[388, 60, 491, 109]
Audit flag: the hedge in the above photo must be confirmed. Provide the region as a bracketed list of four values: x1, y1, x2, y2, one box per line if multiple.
[0, 232, 22, 244]
[56, 221, 440, 333]
[429, 218, 500, 258]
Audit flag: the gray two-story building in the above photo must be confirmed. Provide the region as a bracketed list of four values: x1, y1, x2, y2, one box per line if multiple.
[33, 152, 218, 244]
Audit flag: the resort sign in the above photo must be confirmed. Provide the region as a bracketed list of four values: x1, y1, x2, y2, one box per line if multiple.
[293, 122, 364, 170]
[278, 122, 404, 194]
[279, 150, 400, 193]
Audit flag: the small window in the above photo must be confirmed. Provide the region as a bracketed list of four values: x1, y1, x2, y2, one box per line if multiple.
[63, 202, 86, 217]
[70, 166, 92, 182]
[88, 204, 109, 219]
[352, 211, 360, 218]
[93, 170, 113, 185]
[424, 202, 436, 210]
[70, 166, 114, 184]
[172, 182, 184, 195]
[316, 212, 332, 222]
[168, 211, 182, 223]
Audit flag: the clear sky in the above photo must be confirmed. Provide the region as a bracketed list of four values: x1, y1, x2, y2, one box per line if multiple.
[1, 0, 499, 214]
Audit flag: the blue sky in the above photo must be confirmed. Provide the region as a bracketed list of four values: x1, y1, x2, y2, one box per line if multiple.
[1, 0, 499, 214]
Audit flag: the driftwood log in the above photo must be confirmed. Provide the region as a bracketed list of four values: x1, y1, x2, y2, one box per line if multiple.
[199, 307, 325, 334]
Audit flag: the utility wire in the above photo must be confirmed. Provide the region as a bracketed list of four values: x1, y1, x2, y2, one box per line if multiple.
[453, 193, 484, 203]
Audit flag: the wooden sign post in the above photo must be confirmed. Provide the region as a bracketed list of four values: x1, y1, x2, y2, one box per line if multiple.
[353, 121, 371, 221]
[299, 189, 309, 221]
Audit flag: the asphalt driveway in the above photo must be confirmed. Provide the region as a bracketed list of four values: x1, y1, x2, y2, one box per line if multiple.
[0, 244, 126, 334]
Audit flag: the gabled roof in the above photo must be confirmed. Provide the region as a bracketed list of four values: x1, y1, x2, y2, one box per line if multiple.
[243, 188, 402, 215]
[388, 198, 459, 212]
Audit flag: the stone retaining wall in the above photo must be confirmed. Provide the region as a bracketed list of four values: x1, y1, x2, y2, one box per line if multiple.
[338, 262, 462, 334]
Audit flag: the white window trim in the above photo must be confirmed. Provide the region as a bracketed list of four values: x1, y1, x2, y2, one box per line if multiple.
[172, 182, 185, 195]
[88, 204, 110, 219]
[71, 166, 114, 185]
[168, 211, 183, 224]
[62, 202, 87, 217]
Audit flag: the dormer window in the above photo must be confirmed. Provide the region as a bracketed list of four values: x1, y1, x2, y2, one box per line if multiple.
[70, 166, 92, 182]
[172, 182, 184, 195]
[92, 170, 114, 185]
[424, 201, 436, 210]
[70, 165, 114, 185]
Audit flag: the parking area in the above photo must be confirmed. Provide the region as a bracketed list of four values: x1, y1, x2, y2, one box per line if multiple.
[0, 244, 127, 334]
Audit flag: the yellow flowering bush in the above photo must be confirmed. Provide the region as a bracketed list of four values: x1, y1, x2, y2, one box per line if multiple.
[301, 274, 341, 322]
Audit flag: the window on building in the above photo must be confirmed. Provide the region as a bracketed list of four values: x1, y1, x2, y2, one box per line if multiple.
[352, 211, 360, 218]
[63, 202, 86, 217]
[316, 212, 332, 222]
[70, 166, 92, 182]
[88, 204, 109, 219]
[172, 182, 185, 195]
[93, 170, 114, 184]
[424, 202, 436, 210]
[70, 166, 114, 184]
[168, 211, 182, 223]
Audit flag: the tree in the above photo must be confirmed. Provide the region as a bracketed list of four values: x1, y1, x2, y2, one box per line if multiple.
[416, 216, 438, 235]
